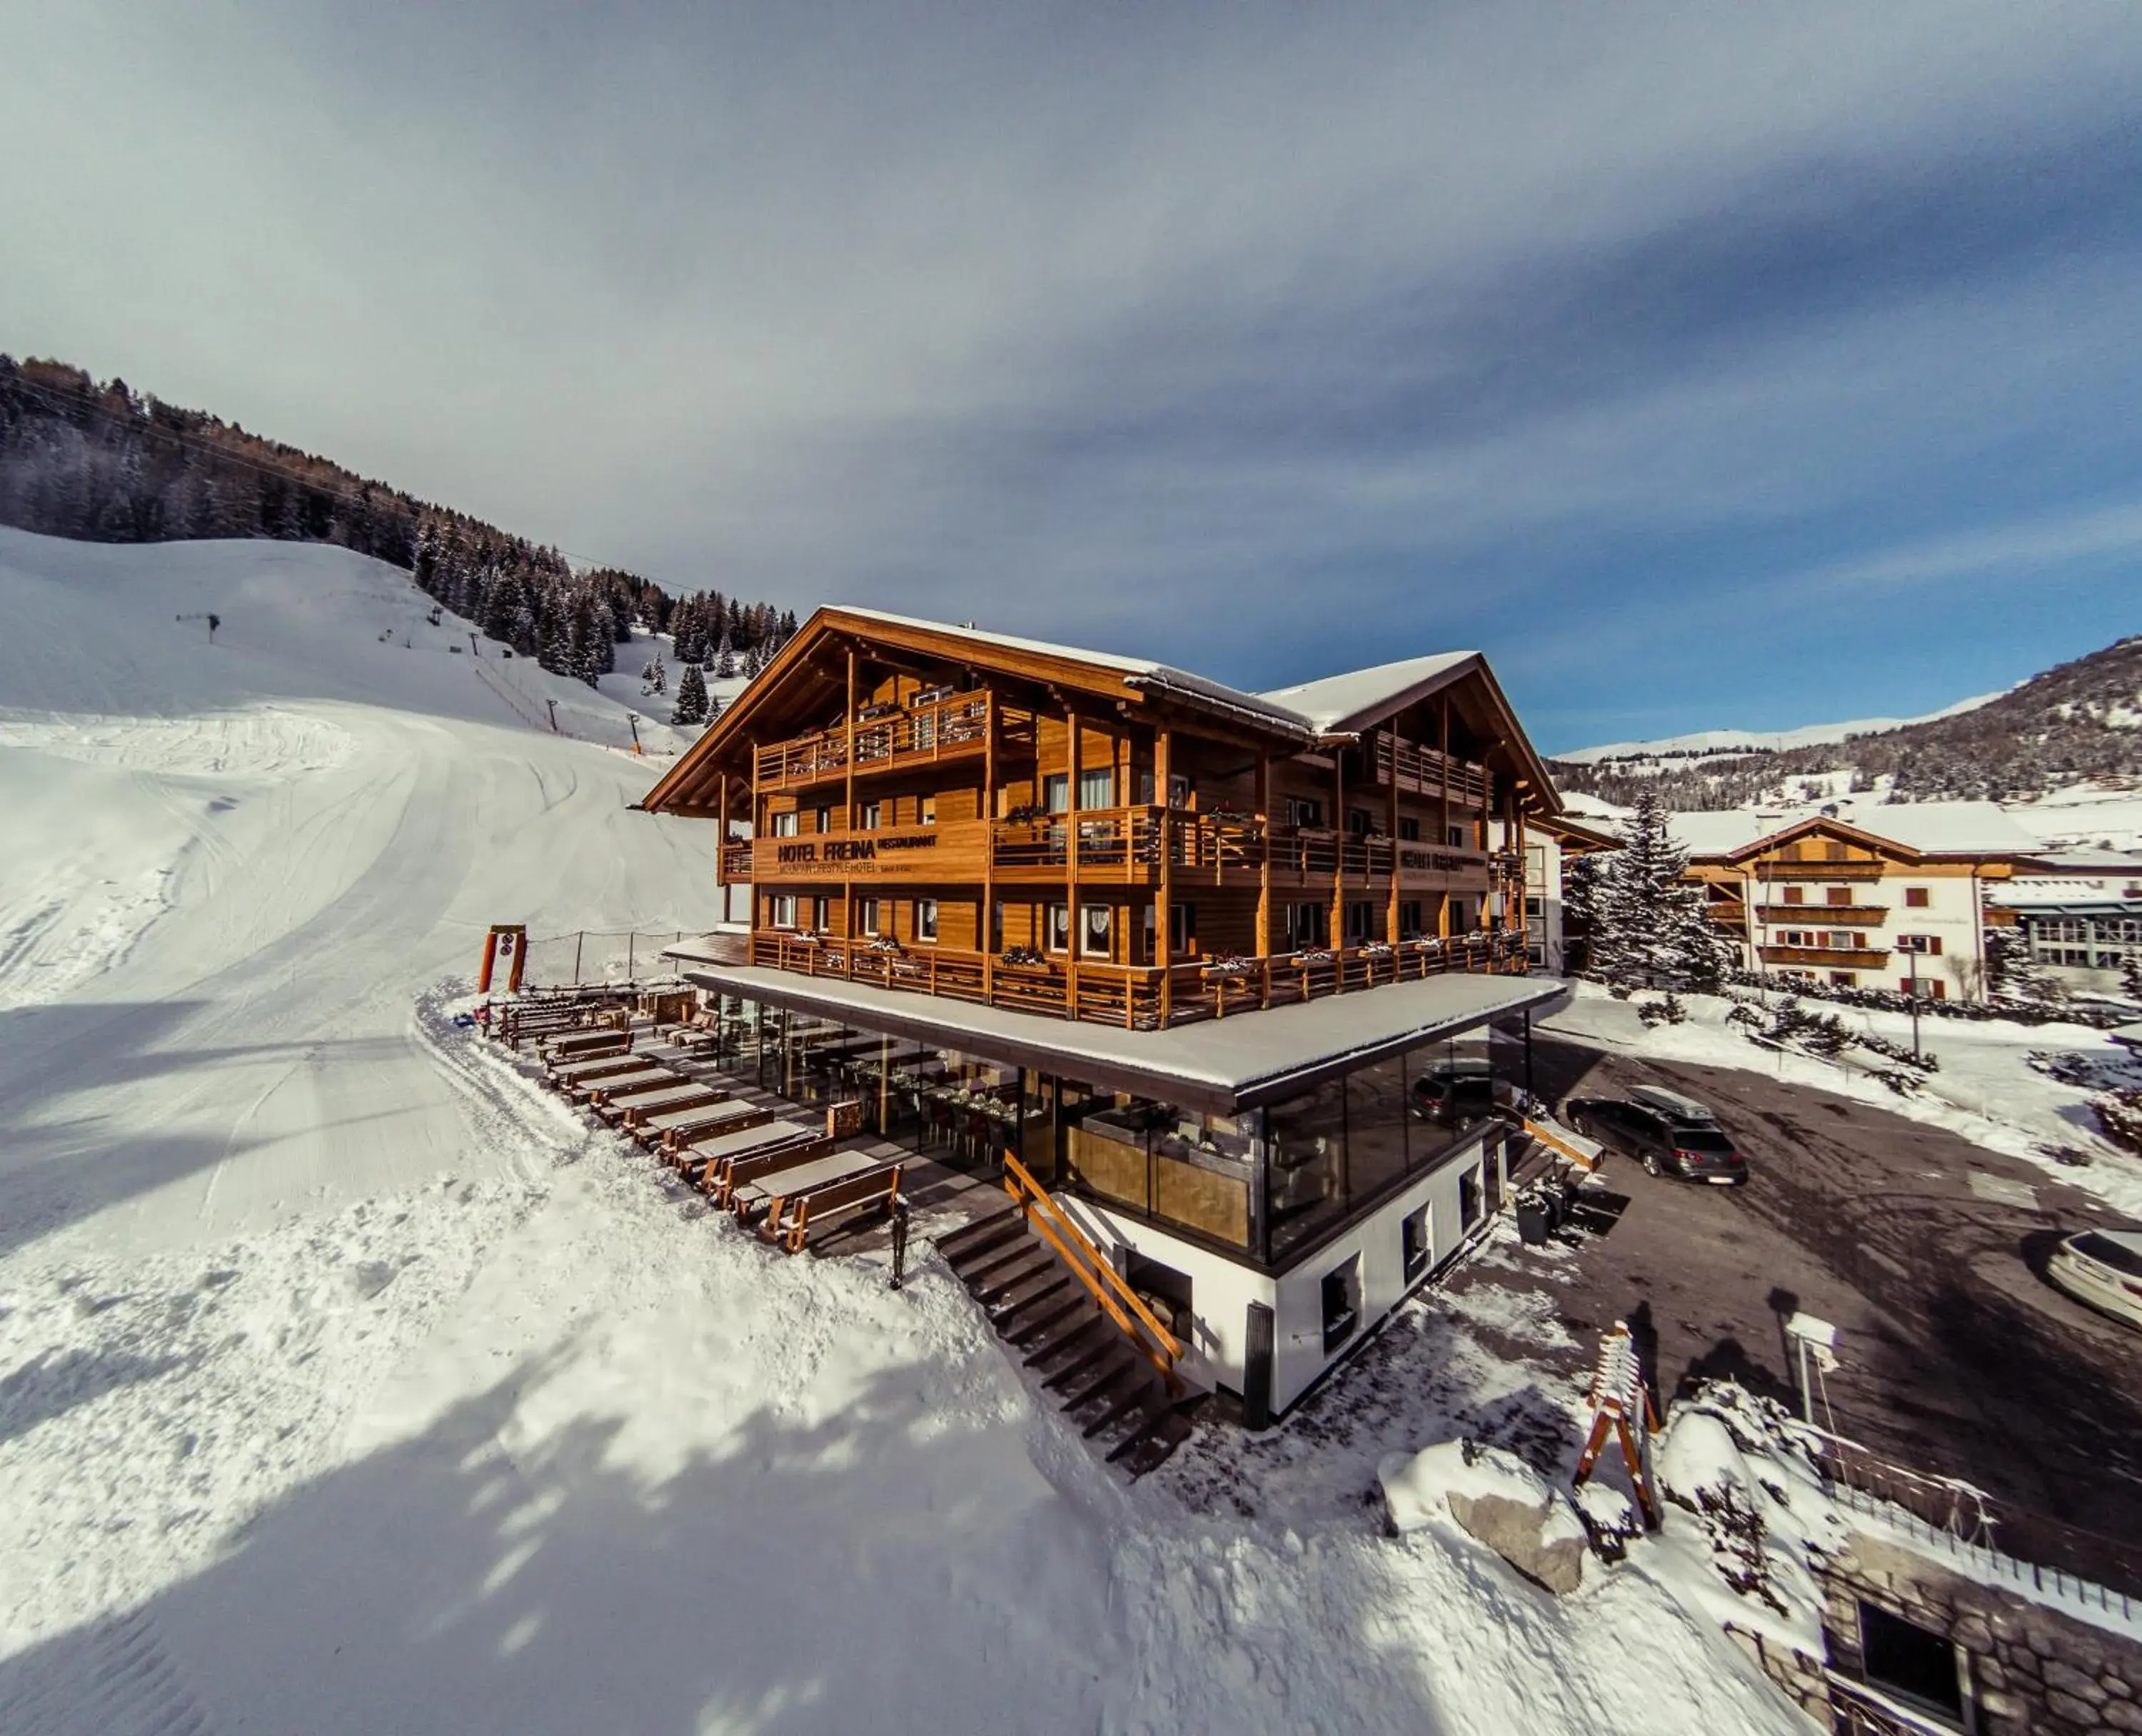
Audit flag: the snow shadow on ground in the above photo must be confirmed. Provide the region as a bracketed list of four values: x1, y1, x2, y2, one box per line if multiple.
[0, 1343, 206, 1450]
[0, 1334, 1469, 1736]
[0, 1002, 421, 1258]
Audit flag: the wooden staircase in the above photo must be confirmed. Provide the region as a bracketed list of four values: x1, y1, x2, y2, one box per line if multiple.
[935, 1156, 1195, 1479]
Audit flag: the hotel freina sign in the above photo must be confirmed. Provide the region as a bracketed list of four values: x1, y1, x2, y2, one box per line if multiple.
[758, 826, 965, 880]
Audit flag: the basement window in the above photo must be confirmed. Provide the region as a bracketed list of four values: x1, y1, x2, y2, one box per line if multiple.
[1402, 1203, 1432, 1281]
[1856, 1601, 1966, 1727]
[1320, 1255, 1361, 1353]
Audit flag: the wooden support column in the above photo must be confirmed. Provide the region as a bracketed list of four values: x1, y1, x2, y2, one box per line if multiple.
[982, 690, 997, 1004]
[1512, 788, 1528, 970]
[1386, 726, 1402, 945]
[748, 739, 763, 952]
[1256, 751, 1273, 966]
[1156, 727, 1173, 1026]
[1066, 702, 1081, 1018]
[1331, 746, 1346, 979]
[716, 772, 730, 888]
[843, 648, 858, 974]
[1438, 698, 1452, 939]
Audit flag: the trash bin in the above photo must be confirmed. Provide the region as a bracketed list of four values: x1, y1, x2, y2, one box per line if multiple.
[1517, 1197, 1554, 1246]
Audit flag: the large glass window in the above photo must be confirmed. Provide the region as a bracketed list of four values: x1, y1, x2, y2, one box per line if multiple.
[1347, 1052, 1410, 1201]
[1062, 1096, 1252, 1248]
[1042, 773, 1070, 814]
[1266, 1076, 1347, 1257]
[1079, 767, 1115, 811]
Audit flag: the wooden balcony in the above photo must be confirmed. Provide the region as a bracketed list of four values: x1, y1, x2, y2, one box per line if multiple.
[1755, 859, 1887, 881]
[753, 692, 1015, 791]
[745, 807, 1499, 891]
[1759, 944, 1891, 969]
[1756, 904, 1888, 925]
[718, 841, 751, 886]
[1371, 733, 1491, 805]
[747, 927, 1528, 1030]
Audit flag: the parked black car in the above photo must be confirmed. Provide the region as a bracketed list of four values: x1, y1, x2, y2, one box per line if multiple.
[1562, 1096, 1749, 1184]
[1412, 1062, 1497, 1127]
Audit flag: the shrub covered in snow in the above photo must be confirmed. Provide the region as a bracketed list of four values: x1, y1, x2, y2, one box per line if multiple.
[2094, 1088, 2142, 1155]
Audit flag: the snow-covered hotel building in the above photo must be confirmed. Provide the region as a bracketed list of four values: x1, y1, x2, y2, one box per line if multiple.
[642, 608, 1570, 1416]
[1673, 799, 2046, 1001]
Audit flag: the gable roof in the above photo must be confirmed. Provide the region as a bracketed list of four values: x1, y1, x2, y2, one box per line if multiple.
[833, 607, 1313, 735]
[1258, 651, 1479, 735]
[1672, 799, 2042, 863]
[641, 604, 1562, 818]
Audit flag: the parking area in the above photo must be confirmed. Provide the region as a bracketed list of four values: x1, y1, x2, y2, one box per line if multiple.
[1448, 1033, 2142, 1578]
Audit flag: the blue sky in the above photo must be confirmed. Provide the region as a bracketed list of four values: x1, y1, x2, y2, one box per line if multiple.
[4, 2, 2139, 752]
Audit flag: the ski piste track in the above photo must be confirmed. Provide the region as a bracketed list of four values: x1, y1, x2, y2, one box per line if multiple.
[0, 1612, 219, 1736]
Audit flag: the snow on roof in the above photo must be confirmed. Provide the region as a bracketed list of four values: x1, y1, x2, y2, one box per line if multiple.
[1669, 799, 2041, 859]
[1257, 651, 1477, 735]
[1993, 877, 2142, 912]
[830, 605, 1312, 735]
[660, 947, 1561, 1110]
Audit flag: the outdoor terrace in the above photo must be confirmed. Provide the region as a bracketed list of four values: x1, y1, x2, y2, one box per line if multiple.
[748, 926, 1527, 1029]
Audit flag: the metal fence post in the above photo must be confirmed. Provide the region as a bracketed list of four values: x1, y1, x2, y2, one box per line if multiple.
[628, 933, 635, 979]
[573, 931, 584, 984]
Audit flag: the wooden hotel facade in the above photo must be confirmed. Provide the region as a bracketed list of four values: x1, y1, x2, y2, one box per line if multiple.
[642, 609, 1572, 1418]
[642, 607, 1559, 1025]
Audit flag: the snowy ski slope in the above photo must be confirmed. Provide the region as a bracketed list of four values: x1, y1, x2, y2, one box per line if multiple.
[0, 529, 1814, 1736]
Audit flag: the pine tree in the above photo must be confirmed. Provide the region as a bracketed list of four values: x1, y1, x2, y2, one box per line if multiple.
[1986, 924, 2064, 1005]
[673, 662, 709, 727]
[713, 627, 737, 680]
[1583, 791, 1729, 991]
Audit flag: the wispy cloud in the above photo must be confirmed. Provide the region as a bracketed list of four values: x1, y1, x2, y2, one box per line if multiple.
[2, 2, 2138, 742]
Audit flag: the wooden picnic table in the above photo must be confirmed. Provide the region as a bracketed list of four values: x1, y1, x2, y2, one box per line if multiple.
[578, 1066, 675, 1101]
[635, 1094, 735, 1136]
[616, 1083, 715, 1120]
[728, 1149, 882, 1209]
[548, 1052, 646, 1086]
[684, 1118, 814, 1166]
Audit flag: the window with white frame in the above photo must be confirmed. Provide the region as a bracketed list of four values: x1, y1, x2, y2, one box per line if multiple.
[1045, 902, 1071, 952]
[770, 811, 800, 837]
[769, 894, 798, 928]
[858, 897, 881, 936]
[856, 801, 882, 830]
[913, 899, 938, 942]
[919, 794, 937, 826]
[1042, 774, 1070, 814]
[814, 805, 834, 834]
[1285, 796, 1324, 829]
[1080, 902, 1112, 958]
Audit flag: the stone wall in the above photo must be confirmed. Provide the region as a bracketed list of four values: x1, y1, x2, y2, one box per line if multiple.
[1818, 1531, 2142, 1735]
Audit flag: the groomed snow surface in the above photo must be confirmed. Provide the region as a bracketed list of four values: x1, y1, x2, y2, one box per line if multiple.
[0, 530, 1826, 1733]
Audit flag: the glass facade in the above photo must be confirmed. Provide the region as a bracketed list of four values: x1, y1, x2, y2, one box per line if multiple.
[689, 992, 1512, 1268]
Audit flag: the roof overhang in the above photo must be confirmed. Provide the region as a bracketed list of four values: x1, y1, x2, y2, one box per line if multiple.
[663, 948, 1565, 1114]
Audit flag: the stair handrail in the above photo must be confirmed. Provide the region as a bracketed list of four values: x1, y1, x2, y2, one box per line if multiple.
[1000, 1151, 1185, 1391]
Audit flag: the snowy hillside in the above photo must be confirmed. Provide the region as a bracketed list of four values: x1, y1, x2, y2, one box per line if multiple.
[1558, 689, 2003, 765]
[1554, 635, 2142, 812]
[0, 527, 720, 1247]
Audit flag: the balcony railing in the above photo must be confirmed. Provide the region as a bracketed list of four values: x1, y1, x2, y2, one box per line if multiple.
[1372, 733, 1491, 805]
[1755, 904, 1888, 925]
[718, 841, 751, 885]
[1759, 944, 1891, 969]
[747, 927, 1527, 1029]
[984, 807, 1490, 887]
[1756, 859, 1887, 880]
[754, 692, 1004, 789]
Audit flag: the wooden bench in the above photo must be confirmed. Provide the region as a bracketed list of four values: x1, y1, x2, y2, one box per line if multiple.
[762, 1164, 903, 1253]
[617, 1083, 725, 1131]
[541, 1027, 632, 1062]
[628, 1089, 734, 1147]
[699, 1129, 833, 1206]
[547, 1051, 647, 1089]
[583, 1068, 683, 1111]
[664, 1096, 784, 1164]
[731, 1148, 880, 1220]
